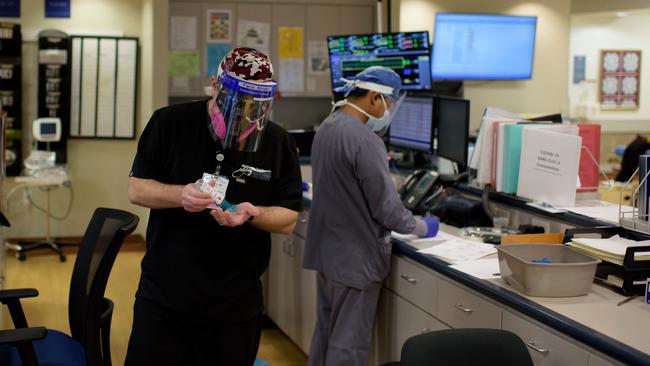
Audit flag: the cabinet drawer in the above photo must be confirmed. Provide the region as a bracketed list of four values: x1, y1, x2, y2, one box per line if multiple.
[294, 211, 309, 239]
[376, 290, 449, 363]
[387, 255, 438, 316]
[588, 353, 622, 366]
[437, 279, 502, 329]
[502, 311, 589, 366]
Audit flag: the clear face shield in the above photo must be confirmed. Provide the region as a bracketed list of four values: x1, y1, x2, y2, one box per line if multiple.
[374, 91, 406, 136]
[211, 71, 278, 152]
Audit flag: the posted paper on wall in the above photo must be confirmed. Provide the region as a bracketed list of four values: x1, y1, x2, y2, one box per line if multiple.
[279, 58, 304, 93]
[169, 51, 199, 77]
[237, 19, 269, 55]
[207, 9, 231, 43]
[308, 40, 329, 75]
[206, 43, 231, 75]
[170, 16, 197, 50]
[278, 27, 304, 59]
[517, 128, 582, 207]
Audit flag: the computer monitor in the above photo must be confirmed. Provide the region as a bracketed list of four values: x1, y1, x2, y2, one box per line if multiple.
[389, 96, 434, 153]
[32, 117, 61, 142]
[435, 96, 469, 166]
[431, 13, 537, 80]
[327, 31, 432, 91]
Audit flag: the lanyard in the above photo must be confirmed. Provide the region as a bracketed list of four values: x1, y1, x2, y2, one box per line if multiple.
[215, 151, 225, 176]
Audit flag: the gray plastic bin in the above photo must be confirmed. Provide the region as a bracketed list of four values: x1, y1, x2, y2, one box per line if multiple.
[496, 245, 601, 297]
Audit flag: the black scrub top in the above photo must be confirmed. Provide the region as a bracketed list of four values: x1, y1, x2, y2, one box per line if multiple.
[130, 99, 303, 323]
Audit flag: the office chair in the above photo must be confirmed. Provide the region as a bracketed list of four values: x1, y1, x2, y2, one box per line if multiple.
[384, 328, 534, 366]
[0, 207, 139, 366]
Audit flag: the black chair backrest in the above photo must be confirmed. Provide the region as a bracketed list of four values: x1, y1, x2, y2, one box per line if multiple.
[68, 208, 138, 364]
[400, 328, 534, 366]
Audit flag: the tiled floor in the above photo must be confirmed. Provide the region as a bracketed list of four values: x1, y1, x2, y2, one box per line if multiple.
[2, 245, 307, 365]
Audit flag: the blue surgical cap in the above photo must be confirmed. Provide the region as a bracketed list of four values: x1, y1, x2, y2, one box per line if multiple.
[335, 66, 403, 101]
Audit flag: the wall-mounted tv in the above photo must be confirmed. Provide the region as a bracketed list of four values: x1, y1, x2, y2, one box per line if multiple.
[327, 31, 432, 91]
[431, 13, 537, 80]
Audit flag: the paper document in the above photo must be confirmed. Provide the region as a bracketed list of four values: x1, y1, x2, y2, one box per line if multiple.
[517, 128, 582, 207]
[450, 258, 501, 280]
[569, 235, 650, 265]
[417, 239, 496, 264]
[560, 200, 633, 224]
[391, 230, 455, 244]
[390, 231, 456, 247]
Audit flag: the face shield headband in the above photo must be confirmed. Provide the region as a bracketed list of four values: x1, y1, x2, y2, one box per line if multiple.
[211, 71, 278, 152]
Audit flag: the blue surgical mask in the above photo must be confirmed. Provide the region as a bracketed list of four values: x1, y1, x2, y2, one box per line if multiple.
[365, 95, 391, 136]
[331, 94, 392, 136]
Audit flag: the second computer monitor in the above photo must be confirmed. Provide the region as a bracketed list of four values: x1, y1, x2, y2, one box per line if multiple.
[435, 96, 470, 166]
[389, 95, 434, 153]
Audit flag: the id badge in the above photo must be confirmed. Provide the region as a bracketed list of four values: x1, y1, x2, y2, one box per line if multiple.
[199, 172, 229, 206]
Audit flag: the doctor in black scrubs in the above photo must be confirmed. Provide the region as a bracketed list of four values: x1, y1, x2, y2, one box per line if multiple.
[125, 47, 303, 366]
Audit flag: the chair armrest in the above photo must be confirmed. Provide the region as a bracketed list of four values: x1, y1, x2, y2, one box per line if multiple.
[0, 289, 39, 303]
[0, 327, 47, 344]
[0, 289, 39, 328]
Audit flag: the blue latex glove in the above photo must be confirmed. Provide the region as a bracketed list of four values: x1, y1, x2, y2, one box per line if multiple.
[531, 257, 552, 264]
[422, 216, 440, 238]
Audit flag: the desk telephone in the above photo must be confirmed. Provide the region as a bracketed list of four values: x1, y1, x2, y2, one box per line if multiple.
[400, 170, 444, 214]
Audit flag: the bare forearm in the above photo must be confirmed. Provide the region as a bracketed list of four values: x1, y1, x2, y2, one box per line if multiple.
[128, 177, 184, 209]
[251, 206, 299, 235]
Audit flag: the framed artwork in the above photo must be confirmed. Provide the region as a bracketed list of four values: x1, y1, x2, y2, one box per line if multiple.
[599, 49, 641, 110]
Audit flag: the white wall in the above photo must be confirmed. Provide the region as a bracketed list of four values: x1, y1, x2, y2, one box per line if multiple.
[568, 9, 650, 133]
[395, 0, 571, 132]
[1, 0, 168, 239]
[571, 0, 650, 15]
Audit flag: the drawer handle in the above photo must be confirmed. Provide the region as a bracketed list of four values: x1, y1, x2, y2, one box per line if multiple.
[454, 303, 474, 313]
[400, 274, 417, 284]
[282, 239, 293, 255]
[526, 341, 549, 354]
[420, 328, 431, 334]
[299, 216, 308, 224]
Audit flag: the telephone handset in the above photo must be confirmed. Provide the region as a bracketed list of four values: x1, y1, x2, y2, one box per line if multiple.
[400, 169, 443, 214]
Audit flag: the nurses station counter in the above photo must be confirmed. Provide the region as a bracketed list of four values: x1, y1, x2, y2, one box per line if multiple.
[266, 168, 650, 366]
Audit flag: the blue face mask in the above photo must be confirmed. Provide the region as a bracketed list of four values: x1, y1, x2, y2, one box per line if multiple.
[332, 94, 392, 136]
[365, 95, 391, 136]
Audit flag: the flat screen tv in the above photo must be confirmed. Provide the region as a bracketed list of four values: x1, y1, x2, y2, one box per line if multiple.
[327, 31, 432, 91]
[431, 13, 537, 80]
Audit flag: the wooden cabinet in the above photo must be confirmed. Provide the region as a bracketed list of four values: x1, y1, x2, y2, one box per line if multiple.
[267, 212, 316, 354]
[267, 233, 297, 339]
[386, 255, 438, 316]
[374, 290, 449, 363]
[502, 311, 589, 366]
[588, 352, 622, 366]
[437, 278, 503, 329]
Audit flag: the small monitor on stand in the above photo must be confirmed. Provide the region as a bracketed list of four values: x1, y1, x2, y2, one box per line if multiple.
[435, 96, 470, 173]
[33, 117, 62, 146]
[388, 95, 434, 167]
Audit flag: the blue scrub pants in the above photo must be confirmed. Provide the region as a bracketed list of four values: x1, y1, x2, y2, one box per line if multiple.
[308, 273, 381, 366]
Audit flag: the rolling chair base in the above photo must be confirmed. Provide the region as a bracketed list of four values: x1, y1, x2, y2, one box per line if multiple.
[13, 240, 75, 262]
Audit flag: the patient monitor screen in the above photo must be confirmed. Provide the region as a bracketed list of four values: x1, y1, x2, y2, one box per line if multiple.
[40, 122, 57, 136]
[389, 96, 434, 153]
[328, 31, 432, 91]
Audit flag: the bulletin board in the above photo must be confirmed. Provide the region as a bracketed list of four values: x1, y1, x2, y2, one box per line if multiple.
[168, 1, 374, 98]
[599, 49, 641, 110]
[69, 36, 139, 139]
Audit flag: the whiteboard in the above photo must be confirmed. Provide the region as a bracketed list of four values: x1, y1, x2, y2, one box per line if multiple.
[70, 36, 138, 139]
